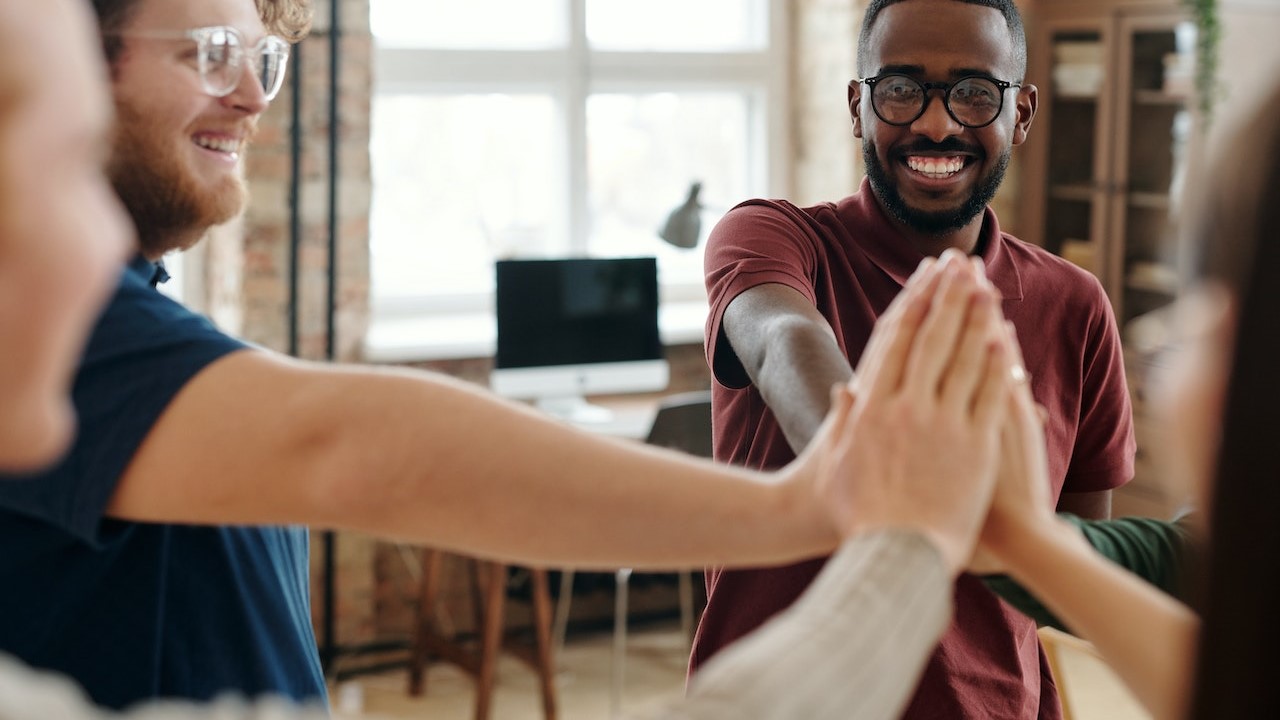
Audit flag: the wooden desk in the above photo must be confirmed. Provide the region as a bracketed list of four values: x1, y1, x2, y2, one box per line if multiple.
[405, 393, 664, 719]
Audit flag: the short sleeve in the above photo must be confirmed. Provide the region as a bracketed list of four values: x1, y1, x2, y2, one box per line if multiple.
[703, 200, 824, 388]
[1064, 280, 1136, 493]
[0, 268, 247, 546]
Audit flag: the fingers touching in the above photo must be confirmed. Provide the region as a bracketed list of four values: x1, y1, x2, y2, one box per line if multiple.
[873, 249, 1011, 418]
[815, 249, 1033, 573]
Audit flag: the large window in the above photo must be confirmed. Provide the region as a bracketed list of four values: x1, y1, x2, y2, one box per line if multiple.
[368, 0, 789, 359]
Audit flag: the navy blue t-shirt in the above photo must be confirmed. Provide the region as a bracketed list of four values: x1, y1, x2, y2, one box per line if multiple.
[0, 256, 327, 710]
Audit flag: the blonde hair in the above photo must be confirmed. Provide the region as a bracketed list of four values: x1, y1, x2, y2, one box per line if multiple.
[94, 0, 314, 63]
[256, 0, 313, 43]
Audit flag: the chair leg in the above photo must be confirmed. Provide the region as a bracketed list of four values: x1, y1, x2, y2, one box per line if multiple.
[408, 549, 443, 697]
[611, 568, 632, 719]
[475, 562, 507, 720]
[551, 569, 575, 661]
[468, 559, 487, 640]
[529, 569, 558, 719]
[678, 571, 695, 645]
[1039, 629, 1077, 720]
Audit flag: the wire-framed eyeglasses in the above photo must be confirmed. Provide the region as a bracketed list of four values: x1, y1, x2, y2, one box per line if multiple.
[118, 26, 291, 102]
[853, 73, 1022, 129]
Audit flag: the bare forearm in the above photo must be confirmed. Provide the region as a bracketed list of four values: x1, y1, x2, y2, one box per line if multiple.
[755, 327, 852, 452]
[307, 365, 839, 570]
[721, 284, 852, 453]
[112, 352, 837, 568]
[998, 518, 1198, 720]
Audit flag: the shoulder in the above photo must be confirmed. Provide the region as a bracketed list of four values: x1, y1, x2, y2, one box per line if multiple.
[79, 271, 248, 435]
[89, 270, 246, 364]
[999, 234, 1111, 310]
[715, 198, 838, 235]
[708, 198, 848, 260]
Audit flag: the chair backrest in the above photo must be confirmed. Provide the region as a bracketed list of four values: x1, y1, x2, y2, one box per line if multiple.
[644, 390, 713, 458]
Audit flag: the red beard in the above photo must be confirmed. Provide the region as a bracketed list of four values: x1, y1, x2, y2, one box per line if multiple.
[107, 98, 251, 257]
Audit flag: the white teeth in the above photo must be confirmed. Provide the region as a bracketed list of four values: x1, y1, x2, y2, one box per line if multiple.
[906, 156, 965, 178]
[194, 136, 239, 154]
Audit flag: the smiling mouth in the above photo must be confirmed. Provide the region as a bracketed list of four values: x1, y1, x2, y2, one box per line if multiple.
[193, 134, 242, 157]
[903, 155, 969, 180]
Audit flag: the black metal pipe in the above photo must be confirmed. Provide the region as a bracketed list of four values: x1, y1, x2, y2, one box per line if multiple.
[320, 0, 343, 675]
[325, 2, 340, 364]
[287, 42, 303, 359]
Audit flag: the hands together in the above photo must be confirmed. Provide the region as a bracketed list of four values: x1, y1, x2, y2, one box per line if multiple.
[808, 249, 1051, 574]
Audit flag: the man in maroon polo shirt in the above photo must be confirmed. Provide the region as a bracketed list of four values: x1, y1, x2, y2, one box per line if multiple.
[694, 0, 1135, 717]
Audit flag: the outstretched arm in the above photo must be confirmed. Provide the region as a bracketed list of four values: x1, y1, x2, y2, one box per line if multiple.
[982, 513, 1197, 631]
[985, 517, 1198, 720]
[103, 252, 978, 577]
[979, 342, 1199, 720]
[107, 352, 840, 570]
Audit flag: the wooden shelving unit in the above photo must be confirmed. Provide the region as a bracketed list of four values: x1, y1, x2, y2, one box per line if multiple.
[1022, 0, 1199, 519]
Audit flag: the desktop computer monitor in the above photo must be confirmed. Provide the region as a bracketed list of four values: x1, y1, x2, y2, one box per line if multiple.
[490, 257, 670, 423]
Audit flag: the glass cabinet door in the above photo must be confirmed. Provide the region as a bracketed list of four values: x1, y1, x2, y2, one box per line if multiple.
[1110, 16, 1196, 326]
[1110, 13, 1198, 521]
[1041, 27, 1111, 281]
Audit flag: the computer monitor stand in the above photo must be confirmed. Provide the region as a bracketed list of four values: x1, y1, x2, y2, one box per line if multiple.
[535, 395, 615, 425]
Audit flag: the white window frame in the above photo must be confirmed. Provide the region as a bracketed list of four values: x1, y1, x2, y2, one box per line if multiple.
[366, 0, 792, 362]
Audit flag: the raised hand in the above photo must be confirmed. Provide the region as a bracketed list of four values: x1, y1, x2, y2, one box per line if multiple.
[974, 323, 1055, 569]
[812, 250, 1021, 573]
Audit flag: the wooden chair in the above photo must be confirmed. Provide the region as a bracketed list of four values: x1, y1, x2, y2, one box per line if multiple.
[1040, 627, 1093, 720]
[407, 550, 557, 720]
[1038, 626, 1150, 720]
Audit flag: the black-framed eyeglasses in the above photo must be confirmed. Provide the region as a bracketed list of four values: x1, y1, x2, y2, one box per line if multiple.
[115, 26, 291, 101]
[853, 73, 1022, 129]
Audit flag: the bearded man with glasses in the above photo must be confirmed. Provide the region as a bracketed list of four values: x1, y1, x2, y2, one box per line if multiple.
[95, 2, 297, 258]
[694, 1, 1136, 719]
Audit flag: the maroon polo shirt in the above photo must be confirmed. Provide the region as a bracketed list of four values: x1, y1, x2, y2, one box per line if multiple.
[697, 179, 1135, 719]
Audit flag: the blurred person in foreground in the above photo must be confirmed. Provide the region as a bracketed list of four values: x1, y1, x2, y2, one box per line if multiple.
[977, 82, 1280, 719]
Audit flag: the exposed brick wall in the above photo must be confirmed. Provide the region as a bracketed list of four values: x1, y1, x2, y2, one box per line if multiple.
[219, 0, 372, 363]
[792, 0, 864, 205]
[188, 0, 379, 657]
[291, 0, 376, 656]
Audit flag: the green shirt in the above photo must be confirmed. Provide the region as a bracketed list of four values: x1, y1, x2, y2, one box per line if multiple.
[983, 513, 1197, 632]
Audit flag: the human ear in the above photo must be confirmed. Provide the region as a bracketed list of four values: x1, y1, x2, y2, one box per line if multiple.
[1011, 83, 1037, 146]
[848, 80, 864, 138]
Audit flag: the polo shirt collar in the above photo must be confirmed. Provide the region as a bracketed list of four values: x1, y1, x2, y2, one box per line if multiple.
[847, 178, 1024, 302]
[127, 254, 171, 289]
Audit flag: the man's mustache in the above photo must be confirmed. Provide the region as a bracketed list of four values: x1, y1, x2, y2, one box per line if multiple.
[895, 138, 981, 156]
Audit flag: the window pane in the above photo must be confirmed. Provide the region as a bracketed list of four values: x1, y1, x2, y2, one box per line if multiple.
[587, 0, 767, 51]
[370, 0, 565, 49]
[587, 92, 756, 288]
[371, 94, 564, 299]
